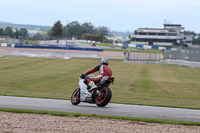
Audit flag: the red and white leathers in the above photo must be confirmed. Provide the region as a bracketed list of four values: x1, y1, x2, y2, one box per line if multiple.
[85, 64, 112, 86]
[79, 62, 111, 101]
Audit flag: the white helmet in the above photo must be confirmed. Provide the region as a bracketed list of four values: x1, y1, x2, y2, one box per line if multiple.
[100, 58, 109, 65]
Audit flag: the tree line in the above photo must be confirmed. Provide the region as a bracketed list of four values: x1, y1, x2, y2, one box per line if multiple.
[1, 20, 200, 45]
[0, 27, 28, 38]
[48, 20, 111, 42]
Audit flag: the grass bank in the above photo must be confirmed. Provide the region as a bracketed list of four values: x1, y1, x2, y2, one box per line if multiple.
[0, 56, 200, 109]
[0, 108, 200, 126]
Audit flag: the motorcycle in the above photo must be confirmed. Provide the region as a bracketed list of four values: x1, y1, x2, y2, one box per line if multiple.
[71, 75, 114, 107]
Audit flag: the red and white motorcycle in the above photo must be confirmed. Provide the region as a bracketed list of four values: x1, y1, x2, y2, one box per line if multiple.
[71, 75, 114, 107]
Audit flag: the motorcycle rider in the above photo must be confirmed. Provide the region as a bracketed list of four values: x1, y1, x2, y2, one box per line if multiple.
[79, 58, 112, 101]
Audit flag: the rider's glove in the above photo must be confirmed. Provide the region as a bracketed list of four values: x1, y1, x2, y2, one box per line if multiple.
[80, 73, 86, 79]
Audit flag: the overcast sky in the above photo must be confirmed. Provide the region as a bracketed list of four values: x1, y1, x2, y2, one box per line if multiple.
[1, 0, 200, 32]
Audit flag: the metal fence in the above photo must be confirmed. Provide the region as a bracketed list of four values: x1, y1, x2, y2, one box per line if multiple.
[125, 52, 163, 61]
[163, 48, 200, 62]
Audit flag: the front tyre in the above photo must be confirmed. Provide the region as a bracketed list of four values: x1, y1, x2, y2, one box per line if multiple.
[71, 88, 80, 105]
[95, 87, 112, 107]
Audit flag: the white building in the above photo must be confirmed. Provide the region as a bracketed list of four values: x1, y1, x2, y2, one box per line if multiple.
[130, 24, 193, 47]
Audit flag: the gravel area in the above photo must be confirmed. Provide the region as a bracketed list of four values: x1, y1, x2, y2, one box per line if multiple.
[0, 112, 200, 133]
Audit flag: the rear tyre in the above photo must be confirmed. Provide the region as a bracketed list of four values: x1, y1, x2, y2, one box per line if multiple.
[95, 87, 112, 107]
[71, 88, 80, 105]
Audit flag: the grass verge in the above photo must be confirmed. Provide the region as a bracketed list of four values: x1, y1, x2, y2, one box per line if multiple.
[0, 107, 200, 126]
[1, 57, 200, 109]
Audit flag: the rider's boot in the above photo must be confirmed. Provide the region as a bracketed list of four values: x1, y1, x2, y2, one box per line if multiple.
[88, 81, 97, 91]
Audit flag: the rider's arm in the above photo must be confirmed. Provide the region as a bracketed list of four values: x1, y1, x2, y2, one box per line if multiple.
[85, 65, 101, 75]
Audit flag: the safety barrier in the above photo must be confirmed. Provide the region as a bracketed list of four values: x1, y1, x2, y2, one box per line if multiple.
[0, 43, 14, 47]
[134, 44, 171, 50]
[117, 43, 172, 51]
[14, 44, 103, 52]
[163, 48, 200, 62]
[125, 52, 163, 61]
[40, 40, 101, 45]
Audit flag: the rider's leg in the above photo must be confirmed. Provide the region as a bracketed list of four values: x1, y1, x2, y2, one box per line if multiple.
[87, 75, 102, 91]
[88, 81, 97, 90]
[79, 79, 91, 101]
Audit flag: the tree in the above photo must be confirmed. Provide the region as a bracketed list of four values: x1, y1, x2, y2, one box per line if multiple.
[81, 33, 102, 42]
[82, 22, 96, 34]
[96, 26, 109, 42]
[81, 33, 92, 40]
[14, 29, 20, 39]
[97, 26, 109, 36]
[50, 20, 110, 41]
[4, 27, 14, 37]
[64, 21, 84, 39]
[0, 27, 29, 38]
[20, 28, 28, 37]
[49, 20, 64, 38]
[0, 28, 4, 36]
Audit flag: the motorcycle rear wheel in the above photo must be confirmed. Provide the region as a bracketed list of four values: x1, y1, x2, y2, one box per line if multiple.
[71, 88, 80, 105]
[95, 87, 112, 107]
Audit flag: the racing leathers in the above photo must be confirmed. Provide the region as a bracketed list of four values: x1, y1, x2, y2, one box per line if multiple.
[79, 63, 112, 102]
[85, 64, 112, 89]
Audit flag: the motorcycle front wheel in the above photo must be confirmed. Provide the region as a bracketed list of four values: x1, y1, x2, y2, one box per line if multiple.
[71, 88, 80, 105]
[95, 87, 112, 107]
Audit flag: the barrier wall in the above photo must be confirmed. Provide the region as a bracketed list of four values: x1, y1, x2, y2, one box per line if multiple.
[126, 52, 163, 61]
[116, 43, 172, 51]
[1, 42, 172, 51]
[14, 44, 103, 52]
[40, 40, 101, 45]
[0, 43, 103, 52]
[0, 43, 15, 47]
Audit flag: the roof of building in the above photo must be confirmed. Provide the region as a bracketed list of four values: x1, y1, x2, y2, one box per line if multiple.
[136, 28, 177, 32]
[164, 24, 182, 26]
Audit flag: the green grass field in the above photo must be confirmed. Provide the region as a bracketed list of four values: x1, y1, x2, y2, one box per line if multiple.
[0, 56, 200, 109]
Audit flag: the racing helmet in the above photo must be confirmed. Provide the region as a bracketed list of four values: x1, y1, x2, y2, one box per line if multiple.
[100, 58, 109, 65]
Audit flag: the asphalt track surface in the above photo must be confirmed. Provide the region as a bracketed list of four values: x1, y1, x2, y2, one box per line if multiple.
[0, 96, 200, 122]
